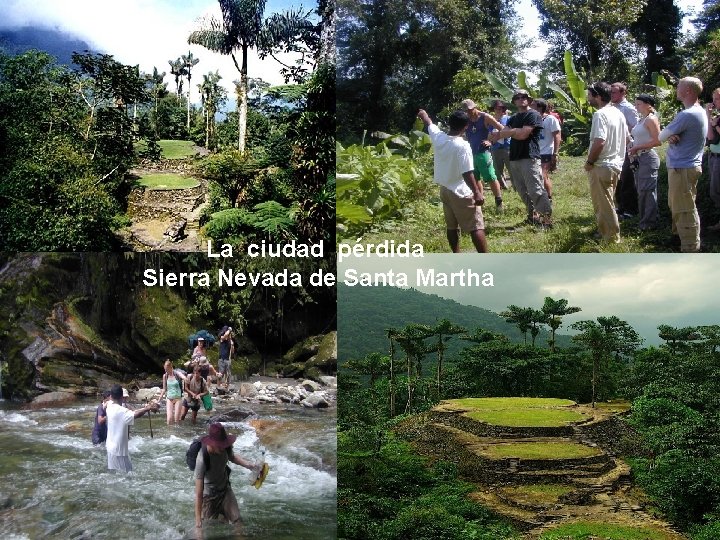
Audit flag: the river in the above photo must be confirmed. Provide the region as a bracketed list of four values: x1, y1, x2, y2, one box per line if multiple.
[0, 399, 336, 540]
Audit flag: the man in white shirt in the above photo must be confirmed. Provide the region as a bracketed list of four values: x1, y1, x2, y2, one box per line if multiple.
[585, 82, 629, 243]
[531, 98, 561, 200]
[418, 109, 487, 252]
[106, 384, 158, 473]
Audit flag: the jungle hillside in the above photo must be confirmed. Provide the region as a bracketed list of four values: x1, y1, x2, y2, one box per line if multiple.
[0, 0, 335, 251]
[339, 286, 720, 539]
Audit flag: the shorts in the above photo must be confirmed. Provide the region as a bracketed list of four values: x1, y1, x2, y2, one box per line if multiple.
[439, 186, 485, 232]
[473, 152, 497, 183]
[218, 358, 230, 374]
[540, 154, 553, 164]
[183, 398, 201, 411]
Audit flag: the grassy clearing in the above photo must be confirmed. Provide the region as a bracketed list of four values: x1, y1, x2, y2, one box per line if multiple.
[158, 139, 197, 159]
[539, 521, 678, 539]
[483, 441, 602, 460]
[466, 408, 588, 427]
[451, 397, 576, 409]
[500, 484, 573, 505]
[349, 149, 720, 253]
[136, 173, 200, 190]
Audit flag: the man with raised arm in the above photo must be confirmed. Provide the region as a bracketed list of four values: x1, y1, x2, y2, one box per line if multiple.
[417, 109, 488, 252]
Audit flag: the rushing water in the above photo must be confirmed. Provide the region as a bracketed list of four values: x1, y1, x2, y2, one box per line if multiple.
[0, 399, 336, 540]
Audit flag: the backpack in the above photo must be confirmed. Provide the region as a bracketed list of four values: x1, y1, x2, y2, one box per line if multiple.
[186, 439, 233, 472]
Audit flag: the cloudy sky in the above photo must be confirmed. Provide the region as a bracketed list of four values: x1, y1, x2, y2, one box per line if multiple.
[338, 254, 720, 345]
[2, 0, 314, 103]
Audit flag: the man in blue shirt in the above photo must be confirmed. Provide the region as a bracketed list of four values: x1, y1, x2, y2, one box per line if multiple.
[659, 77, 709, 252]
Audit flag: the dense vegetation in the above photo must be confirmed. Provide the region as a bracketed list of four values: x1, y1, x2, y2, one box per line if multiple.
[337, 1, 720, 252]
[339, 287, 720, 539]
[0, 0, 335, 250]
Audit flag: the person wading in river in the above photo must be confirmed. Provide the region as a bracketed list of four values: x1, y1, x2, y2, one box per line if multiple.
[106, 384, 158, 473]
[194, 423, 262, 535]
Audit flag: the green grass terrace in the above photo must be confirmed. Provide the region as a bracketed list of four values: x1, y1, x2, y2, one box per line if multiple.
[442, 397, 590, 427]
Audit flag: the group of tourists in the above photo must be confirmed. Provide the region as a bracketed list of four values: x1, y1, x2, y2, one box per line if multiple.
[420, 76, 719, 253]
[89, 325, 255, 534]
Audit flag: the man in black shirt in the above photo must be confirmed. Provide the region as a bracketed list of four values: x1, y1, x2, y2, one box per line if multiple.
[489, 90, 553, 228]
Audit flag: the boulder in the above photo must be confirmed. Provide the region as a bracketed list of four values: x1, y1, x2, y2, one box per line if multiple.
[136, 387, 162, 402]
[303, 331, 337, 373]
[207, 407, 256, 423]
[301, 380, 322, 392]
[31, 391, 77, 406]
[283, 335, 324, 363]
[319, 376, 337, 388]
[302, 393, 329, 408]
[239, 383, 258, 398]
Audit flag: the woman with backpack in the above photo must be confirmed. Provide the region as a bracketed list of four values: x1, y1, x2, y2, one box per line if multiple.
[158, 359, 185, 425]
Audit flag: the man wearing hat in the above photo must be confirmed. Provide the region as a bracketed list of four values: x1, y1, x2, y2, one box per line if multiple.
[460, 98, 506, 213]
[194, 423, 263, 533]
[488, 90, 553, 228]
[106, 384, 158, 472]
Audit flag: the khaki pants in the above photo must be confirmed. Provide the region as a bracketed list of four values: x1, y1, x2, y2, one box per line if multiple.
[588, 166, 620, 243]
[667, 167, 702, 252]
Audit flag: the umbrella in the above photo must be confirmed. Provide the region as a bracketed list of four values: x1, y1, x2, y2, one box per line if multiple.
[188, 329, 217, 349]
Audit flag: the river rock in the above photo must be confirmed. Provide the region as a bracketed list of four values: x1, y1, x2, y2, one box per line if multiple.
[302, 393, 329, 408]
[136, 387, 162, 401]
[301, 380, 322, 392]
[318, 376, 337, 388]
[304, 332, 337, 372]
[239, 383, 258, 398]
[208, 407, 256, 423]
[31, 391, 77, 406]
[283, 335, 323, 363]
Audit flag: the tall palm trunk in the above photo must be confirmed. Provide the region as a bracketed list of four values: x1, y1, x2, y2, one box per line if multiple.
[237, 46, 249, 153]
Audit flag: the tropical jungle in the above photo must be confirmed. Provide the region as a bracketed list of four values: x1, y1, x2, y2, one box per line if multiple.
[0, 0, 335, 252]
[336, 0, 720, 253]
[338, 284, 720, 540]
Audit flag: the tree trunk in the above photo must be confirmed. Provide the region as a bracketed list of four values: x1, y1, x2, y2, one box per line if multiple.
[389, 338, 395, 417]
[238, 46, 248, 153]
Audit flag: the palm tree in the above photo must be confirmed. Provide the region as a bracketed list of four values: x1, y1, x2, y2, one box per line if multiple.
[501, 305, 534, 345]
[182, 51, 200, 131]
[198, 71, 225, 148]
[431, 319, 465, 397]
[188, 0, 311, 152]
[541, 296, 581, 352]
[168, 58, 186, 97]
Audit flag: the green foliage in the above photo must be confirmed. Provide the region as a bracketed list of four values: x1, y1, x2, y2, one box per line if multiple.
[336, 128, 433, 239]
[196, 149, 264, 207]
[203, 201, 295, 243]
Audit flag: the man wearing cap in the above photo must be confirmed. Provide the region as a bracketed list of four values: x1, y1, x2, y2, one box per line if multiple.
[461, 98, 506, 213]
[610, 82, 640, 219]
[488, 90, 553, 228]
[585, 82, 629, 244]
[416, 108, 488, 252]
[194, 423, 262, 533]
[105, 384, 158, 472]
[659, 76, 708, 252]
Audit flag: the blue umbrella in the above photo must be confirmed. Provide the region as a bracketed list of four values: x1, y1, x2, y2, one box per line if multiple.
[188, 329, 216, 348]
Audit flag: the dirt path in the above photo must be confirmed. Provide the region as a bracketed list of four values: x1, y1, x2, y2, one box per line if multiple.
[396, 402, 687, 539]
[116, 157, 209, 251]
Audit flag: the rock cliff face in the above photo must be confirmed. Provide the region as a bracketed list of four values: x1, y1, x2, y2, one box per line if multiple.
[0, 254, 195, 398]
[0, 253, 337, 400]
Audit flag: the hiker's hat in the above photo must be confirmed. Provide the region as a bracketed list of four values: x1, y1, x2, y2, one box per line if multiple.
[636, 94, 656, 107]
[512, 89, 531, 102]
[202, 423, 236, 449]
[460, 98, 478, 111]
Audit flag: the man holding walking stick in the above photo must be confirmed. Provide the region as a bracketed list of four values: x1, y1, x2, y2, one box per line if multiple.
[106, 384, 159, 473]
[218, 326, 234, 389]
